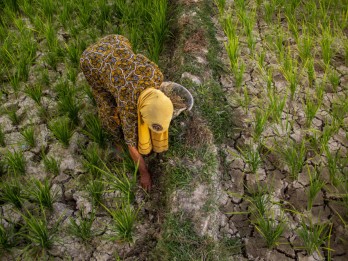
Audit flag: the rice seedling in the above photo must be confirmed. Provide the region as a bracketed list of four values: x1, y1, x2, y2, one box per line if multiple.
[267, 90, 286, 124]
[303, 93, 322, 128]
[5, 150, 26, 176]
[298, 29, 313, 62]
[38, 0, 55, 21]
[5, 106, 20, 126]
[24, 84, 43, 106]
[328, 69, 340, 92]
[223, 15, 239, 70]
[42, 154, 60, 176]
[77, 0, 93, 27]
[0, 222, 17, 253]
[82, 83, 96, 105]
[239, 145, 262, 174]
[86, 179, 104, 205]
[324, 147, 340, 186]
[68, 211, 96, 242]
[234, 60, 245, 91]
[0, 126, 5, 147]
[21, 209, 60, 256]
[253, 109, 268, 141]
[306, 58, 315, 87]
[97, 0, 112, 32]
[26, 179, 56, 210]
[48, 117, 75, 147]
[307, 166, 325, 210]
[282, 53, 298, 100]
[99, 161, 137, 204]
[321, 28, 333, 65]
[66, 65, 78, 84]
[296, 219, 329, 256]
[65, 40, 82, 67]
[146, 0, 169, 63]
[241, 85, 250, 114]
[9, 71, 20, 95]
[214, 0, 226, 15]
[57, 91, 81, 125]
[82, 144, 104, 178]
[345, 41, 348, 66]
[255, 217, 285, 249]
[263, 0, 276, 24]
[279, 140, 306, 180]
[103, 202, 139, 242]
[20, 126, 36, 148]
[0, 179, 25, 209]
[83, 113, 108, 149]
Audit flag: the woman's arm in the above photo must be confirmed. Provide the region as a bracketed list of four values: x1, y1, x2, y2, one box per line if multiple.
[127, 145, 152, 191]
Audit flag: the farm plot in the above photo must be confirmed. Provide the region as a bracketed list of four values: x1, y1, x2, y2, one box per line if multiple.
[214, 0, 348, 259]
[0, 0, 170, 259]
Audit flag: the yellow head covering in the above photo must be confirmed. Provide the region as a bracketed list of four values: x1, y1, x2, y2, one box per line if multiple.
[137, 88, 173, 155]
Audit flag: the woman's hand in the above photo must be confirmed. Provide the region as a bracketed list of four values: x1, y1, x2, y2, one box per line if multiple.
[128, 145, 152, 191]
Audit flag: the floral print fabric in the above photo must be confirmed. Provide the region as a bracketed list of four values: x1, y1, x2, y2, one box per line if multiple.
[80, 35, 164, 147]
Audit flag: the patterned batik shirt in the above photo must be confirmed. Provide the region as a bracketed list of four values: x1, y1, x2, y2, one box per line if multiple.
[80, 35, 164, 147]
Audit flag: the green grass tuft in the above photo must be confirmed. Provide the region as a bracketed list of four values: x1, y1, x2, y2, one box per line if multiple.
[48, 117, 75, 147]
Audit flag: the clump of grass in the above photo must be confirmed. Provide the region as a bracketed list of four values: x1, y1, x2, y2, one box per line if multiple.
[104, 202, 139, 242]
[255, 217, 285, 249]
[324, 147, 340, 186]
[98, 162, 137, 204]
[83, 113, 108, 149]
[26, 179, 56, 210]
[0, 179, 25, 209]
[24, 84, 42, 106]
[328, 69, 340, 92]
[296, 220, 329, 256]
[48, 117, 75, 147]
[321, 29, 333, 65]
[57, 92, 81, 126]
[86, 179, 104, 205]
[214, 0, 226, 14]
[279, 140, 306, 180]
[223, 15, 239, 70]
[307, 167, 325, 210]
[21, 210, 59, 256]
[5, 150, 26, 176]
[5, 107, 21, 125]
[306, 58, 316, 87]
[0, 223, 17, 253]
[303, 93, 322, 127]
[82, 144, 104, 178]
[68, 211, 96, 242]
[0, 126, 5, 147]
[42, 154, 60, 176]
[253, 109, 268, 141]
[239, 145, 262, 174]
[20, 126, 36, 148]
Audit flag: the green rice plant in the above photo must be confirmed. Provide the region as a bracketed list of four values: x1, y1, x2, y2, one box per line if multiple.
[68, 211, 96, 242]
[77, 0, 93, 27]
[0, 222, 17, 253]
[296, 219, 329, 256]
[82, 144, 104, 178]
[44, 51, 59, 70]
[48, 117, 75, 147]
[103, 202, 139, 242]
[274, 27, 285, 59]
[255, 217, 285, 248]
[21, 210, 59, 256]
[264, 0, 276, 24]
[267, 90, 286, 124]
[24, 84, 43, 106]
[99, 162, 137, 204]
[214, 0, 226, 15]
[328, 69, 340, 92]
[306, 58, 315, 87]
[57, 91, 81, 125]
[26, 179, 56, 210]
[9, 71, 20, 95]
[324, 147, 340, 186]
[42, 154, 60, 176]
[253, 109, 268, 141]
[5, 106, 20, 125]
[38, 0, 55, 21]
[321, 28, 333, 65]
[345, 41, 348, 66]
[82, 83, 96, 105]
[21, 126, 36, 148]
[241, 85, 250, 113]
[66, 65, 78, 84]
[0, 179, 25, 209]
[65, 40, 82, 67]
[5, 150, 26, 176]
[303, 93, 322, 128]
[233, 60, 245, 91]
[146, 0, 169, 63]
[286, 14, 299, 41]
[54, 79, 74, 98]
[298, 29, 313, 62]
[279, 140, 306, 180]
[86, 179, 104, 205]
[239, 145, 262, 174]
[58, 0, 73, 28]
[0, 125, 5, 147]
[223, 15, 239, 70]
[235, 0, 246, 11]
[97, 0, 112, 32]
[331, 96, 348, 125]
[83, 113, 108, 149]
[44, 21, 58, 52]
[307, 166, 325, 210]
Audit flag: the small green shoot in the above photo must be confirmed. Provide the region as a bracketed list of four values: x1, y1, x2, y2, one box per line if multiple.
[48, 117, 75, 147]
[5, 150, 26, 176]
[68, 211, 96, 242]
[255, 217, 285, 249]
[42, 154, 60, 176]
[21, 126, 36, 148]
[83, 113, 108, 149]
[86, 179, 104, 205]
[24, 85, 43, 106]
[26, 179, 56, 210]
[0, 179, 25, 209]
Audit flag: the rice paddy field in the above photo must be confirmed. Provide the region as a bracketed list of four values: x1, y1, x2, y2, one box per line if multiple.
[0, 0, 347, 260]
